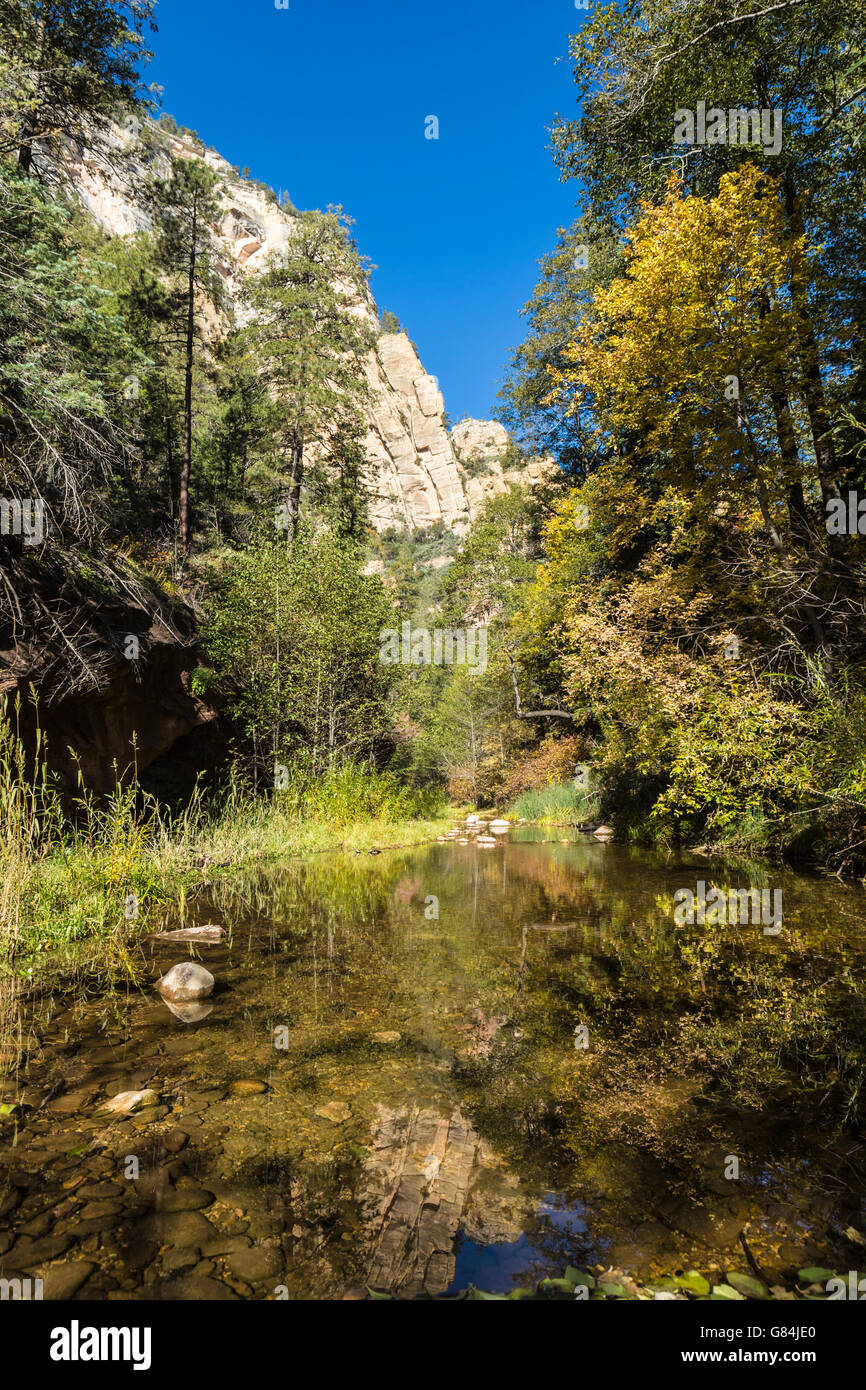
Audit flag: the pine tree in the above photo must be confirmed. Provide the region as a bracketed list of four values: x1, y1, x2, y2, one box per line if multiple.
[148, 158, 221, 553]
[241, 208, 375, 536]
[0, 0, 155, 176]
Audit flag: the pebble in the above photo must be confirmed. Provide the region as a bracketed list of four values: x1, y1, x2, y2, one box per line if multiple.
[40, 1260, 96, 1301]
[227, 1245, 283, 1283]
[314, 1101, 351, 1124]
[228, 1080, 269, 1097]
[160, 1187, 215, 1213]
[98, 1089, 159, 1117]
[162, 1129, 190, 1155]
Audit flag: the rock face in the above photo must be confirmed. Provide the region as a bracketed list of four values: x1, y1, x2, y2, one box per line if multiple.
[364, 334, 469, 533]
[0, 619, 218, 795]
[360, 1103, 532, 1296]
[59, 118, 548, 535]
[452, 418, 559, 517]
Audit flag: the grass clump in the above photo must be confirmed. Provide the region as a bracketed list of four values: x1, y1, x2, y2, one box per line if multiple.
[510, 780, 599, 825]
[0, 698, 449, 971]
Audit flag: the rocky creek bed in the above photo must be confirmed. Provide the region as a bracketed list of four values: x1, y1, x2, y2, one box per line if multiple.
[2, 832, 865, 1299]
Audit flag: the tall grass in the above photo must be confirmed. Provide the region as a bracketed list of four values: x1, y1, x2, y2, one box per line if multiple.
[0, 698, 448, 973]
[273, 758, 444, 826]
[510, 780, 600, 824]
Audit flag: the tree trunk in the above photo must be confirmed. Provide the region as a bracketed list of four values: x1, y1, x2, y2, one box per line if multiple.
[180, 193, 198, 554]
[287, 429, 303, 537]
[17, 133, 33, 174]
[782, 181, 841, 502]
[164, 376, 176, 520]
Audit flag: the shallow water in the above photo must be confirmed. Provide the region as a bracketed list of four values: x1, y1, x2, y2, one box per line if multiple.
[2, 833, 865, 1299]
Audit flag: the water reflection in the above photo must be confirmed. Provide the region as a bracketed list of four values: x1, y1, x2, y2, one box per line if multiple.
[2, 837, 865, 1299]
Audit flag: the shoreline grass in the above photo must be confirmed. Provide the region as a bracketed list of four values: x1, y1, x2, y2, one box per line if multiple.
[0, 703, 451, 969]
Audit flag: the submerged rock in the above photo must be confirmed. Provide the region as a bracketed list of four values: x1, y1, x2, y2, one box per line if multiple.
[157, 962, 215, 1002]
[228, 1080, 268, 1097]
[370, 1031, 401, 1045]
[315, 1101, 351, 1124]
[98, 1089, 159, 1116]
[41, 1261, 96, 1301]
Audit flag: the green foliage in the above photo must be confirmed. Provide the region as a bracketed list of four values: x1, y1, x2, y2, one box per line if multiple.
[511, 781, 598, 825]
[0, 0, 155, 176]
[239, 207, 376, 535]
[203, 526, 398, 779]
[269, 758, 444, 826]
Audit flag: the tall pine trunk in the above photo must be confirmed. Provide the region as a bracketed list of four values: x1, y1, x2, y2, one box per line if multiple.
[180, 193, 198, 554]
[782, 181, 841, 503]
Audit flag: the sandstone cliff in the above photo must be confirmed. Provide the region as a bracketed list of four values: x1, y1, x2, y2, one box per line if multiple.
[61, 115, 540, 535]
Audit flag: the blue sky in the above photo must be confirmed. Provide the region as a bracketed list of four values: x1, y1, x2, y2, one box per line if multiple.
[148, 0, 588, 423]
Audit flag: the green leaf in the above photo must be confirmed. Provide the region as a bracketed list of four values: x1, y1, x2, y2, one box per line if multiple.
[726, 1271, 768, 1299]
[711, 1283, 745, 1300]
[598, 1281, 626, 1297]
[675, 1270, 711, 1296]
[538, 1277, 579, 1294]
[564, 1267, 596, 1288]
[797, 1267, 835, 1284]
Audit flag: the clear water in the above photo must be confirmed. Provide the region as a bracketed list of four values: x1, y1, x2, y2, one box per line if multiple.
[2, 832, 865, 1299]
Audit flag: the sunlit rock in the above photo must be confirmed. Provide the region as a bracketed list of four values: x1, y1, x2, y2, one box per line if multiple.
[157, 962, 215, 1002]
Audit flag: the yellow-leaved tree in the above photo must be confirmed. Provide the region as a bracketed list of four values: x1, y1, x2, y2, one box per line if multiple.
[550, 164, 822, 556]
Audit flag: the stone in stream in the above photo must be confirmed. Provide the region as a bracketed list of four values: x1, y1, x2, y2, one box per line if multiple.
[75, 1182, 124, 1201]
[227, 1245, 283, 1283]
[159, 1187, 215, 1213]
[0, 1188, 23, 1219]
[163, 1274, 239, 1300]
[160, 1246, 199, 1276]
[156, 962, 215, 1002]
[315, 1101, 352, 1124]
[139, 1209, 217, 1250]
[79, 1200, 123, 1221]
[227, 1080, 269, 1097]
[370, 1031, 401, 1045]
[40, 1260, 96, 1300]
[131, 1105, 170, 1127]
[162, 1129, 189, 1155]
[98, 1089, 159, 1117]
